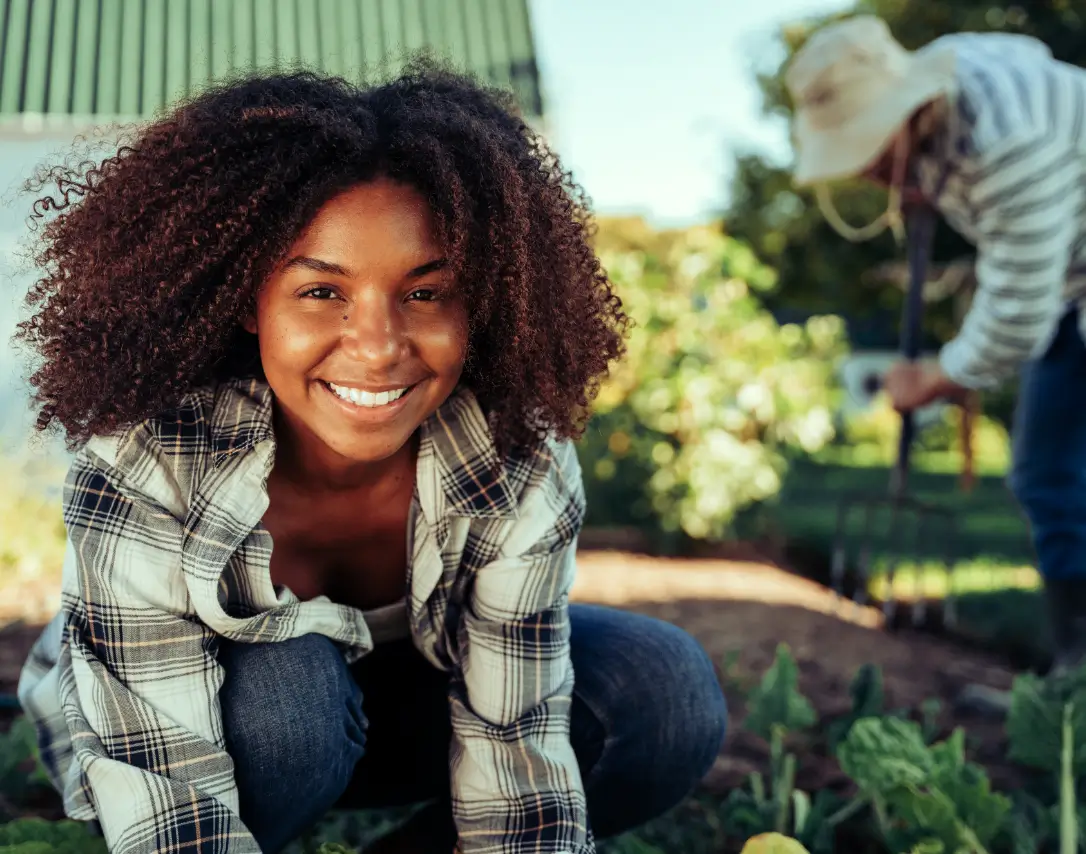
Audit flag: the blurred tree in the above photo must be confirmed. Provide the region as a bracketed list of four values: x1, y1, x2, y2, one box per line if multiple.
[725, 0, 1086, 424]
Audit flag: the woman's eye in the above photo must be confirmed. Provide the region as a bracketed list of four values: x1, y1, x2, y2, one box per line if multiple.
[302, 286, 337, 300]
[407, 288, 438, 302]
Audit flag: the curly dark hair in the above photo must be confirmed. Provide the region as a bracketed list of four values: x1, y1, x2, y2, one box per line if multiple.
[16, 60, 627, 452]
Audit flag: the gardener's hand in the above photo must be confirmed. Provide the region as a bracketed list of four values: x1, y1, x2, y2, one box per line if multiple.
[883, 361, 967, 411]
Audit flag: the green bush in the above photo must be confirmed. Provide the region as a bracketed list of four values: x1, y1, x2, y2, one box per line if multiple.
[580, 222, 849, 543]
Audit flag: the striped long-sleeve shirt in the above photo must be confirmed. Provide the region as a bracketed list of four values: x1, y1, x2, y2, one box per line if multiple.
[914, 33, 1086, 389]
[17, 378, 592, 854]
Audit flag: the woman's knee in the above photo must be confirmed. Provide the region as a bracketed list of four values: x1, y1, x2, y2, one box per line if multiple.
[568, 606, 727, 836]
[219, 632, 367, 851]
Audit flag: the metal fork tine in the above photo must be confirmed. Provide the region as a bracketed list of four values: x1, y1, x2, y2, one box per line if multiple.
[944, 510, 959, 629]
[856, 500, 875, 611]
[884, 498, 905, 625]
[831, 499, 851, 611]
[829, 205, 964, 632]
[911, 506, 928, 626]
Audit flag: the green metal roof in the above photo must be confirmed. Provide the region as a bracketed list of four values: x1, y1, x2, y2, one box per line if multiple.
[0, 0, 543, 124]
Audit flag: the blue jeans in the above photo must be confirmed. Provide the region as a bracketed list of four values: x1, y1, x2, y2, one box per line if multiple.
[1009, 307, 1086, 581]
[218, 604, 727, 853]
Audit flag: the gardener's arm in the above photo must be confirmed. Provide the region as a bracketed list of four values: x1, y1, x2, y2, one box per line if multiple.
[56, 445, 258, 853]
[939, 131, 1082, 390]
[448, 439, 593, 854]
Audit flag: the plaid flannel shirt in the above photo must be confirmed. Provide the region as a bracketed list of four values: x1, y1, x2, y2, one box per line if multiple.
[17, 378, 593, 854]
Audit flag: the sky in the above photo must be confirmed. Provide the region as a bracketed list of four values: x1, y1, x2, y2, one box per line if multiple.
[528, 0, 850, 226]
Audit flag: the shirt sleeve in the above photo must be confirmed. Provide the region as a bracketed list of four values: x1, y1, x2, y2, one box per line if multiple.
[448, 440, 593, 854]
[56, 448, 258, 853]
[939, 131, 1083, 389]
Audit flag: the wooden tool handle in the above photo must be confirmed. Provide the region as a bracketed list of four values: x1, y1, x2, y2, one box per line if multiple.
[959, 391, 979, 493]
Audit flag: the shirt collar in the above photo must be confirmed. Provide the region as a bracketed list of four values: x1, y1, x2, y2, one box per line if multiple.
[209, 377, 518, 519]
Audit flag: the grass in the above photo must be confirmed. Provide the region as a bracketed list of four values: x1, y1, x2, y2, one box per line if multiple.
[750, 456, 1053, 665]
[769, 457, 1033, 570]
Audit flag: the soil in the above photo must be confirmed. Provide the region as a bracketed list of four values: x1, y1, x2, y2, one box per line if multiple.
[0, 546, 1030, 846]
[569, 550, 1022, 794]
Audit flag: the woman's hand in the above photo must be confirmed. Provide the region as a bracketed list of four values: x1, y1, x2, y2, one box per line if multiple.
[882, 361, 968, 412]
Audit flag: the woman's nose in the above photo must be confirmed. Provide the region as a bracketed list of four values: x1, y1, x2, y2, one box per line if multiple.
[341, 295, 405, 367]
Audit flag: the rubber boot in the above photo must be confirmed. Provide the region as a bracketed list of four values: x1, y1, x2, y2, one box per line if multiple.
[1043, 577, 1086, 678]
[954, 578, 1086, 718]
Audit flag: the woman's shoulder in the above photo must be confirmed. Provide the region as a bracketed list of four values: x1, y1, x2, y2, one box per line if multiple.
[75, 378, 273, 516]
[429, 388, 584, 513]
[501, 432, 584, 510]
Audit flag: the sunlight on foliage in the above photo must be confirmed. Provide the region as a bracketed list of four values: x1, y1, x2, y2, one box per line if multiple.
[583, 219, 849, 541]
[0, 451, 66, 589]
[819, 395, 1011, 475]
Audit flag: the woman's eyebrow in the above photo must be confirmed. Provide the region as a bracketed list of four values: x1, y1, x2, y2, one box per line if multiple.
[280, 256, 447, 279]
[407, 258, 448, 278]
[281, 256, 352, 277]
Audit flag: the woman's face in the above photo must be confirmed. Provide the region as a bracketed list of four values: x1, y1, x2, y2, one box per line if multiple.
[248, 178, 469, 466]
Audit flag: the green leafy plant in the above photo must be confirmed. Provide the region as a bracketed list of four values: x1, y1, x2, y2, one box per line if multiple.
[0, 818, 107, 853]
[825, 663, 886, 750]
[836, 717, 1011, 854]
[0, 717, 53, 819]
[744, 644, 817, 742]
[1005, 666, 1086, 854]
[722, 645, 842, 852]
[1007, 665, 1086, 777]
[601, 835, 668, 854]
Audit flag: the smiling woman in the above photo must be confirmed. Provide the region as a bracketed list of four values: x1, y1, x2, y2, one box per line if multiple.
[11, 62, 727, 854]
[249, 180, 468, 474]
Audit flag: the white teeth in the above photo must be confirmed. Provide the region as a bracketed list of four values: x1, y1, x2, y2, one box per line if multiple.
[327, 382, 408, 408]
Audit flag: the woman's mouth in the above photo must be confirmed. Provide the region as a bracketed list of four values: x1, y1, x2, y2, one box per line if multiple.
[319, 380, 420, 424]
[325, 381, 413, 408]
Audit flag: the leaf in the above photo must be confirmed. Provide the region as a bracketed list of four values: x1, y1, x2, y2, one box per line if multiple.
[797, 790, 848, 854]
[837, 719, 1011, 852]
[744, 645, 817, 741]
[931, 762, 1011, 848]
[1007, 667, 1086, 775]
[0, 819, 107, 853]
[606, 835, 668, 854]
[836, 717, 932, 795]
[827, 664, 885, 748]
[850, 664, 885, 717]
[740, 832, 812, 854]
[314, 845, 358, 854]
[723, 788, 776, 839]
[920, 698, 943, 744]
[1004, 791, 1056, 854]
[907, 841, 945, 854]
[792, 790, 811, 835]
[1060, 702, 1076, 854]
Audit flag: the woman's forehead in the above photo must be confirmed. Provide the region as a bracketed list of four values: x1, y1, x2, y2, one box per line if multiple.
[290, 180, 442, 260]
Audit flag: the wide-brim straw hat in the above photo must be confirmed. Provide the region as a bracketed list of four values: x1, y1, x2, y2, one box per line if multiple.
[785, 15, 957, 186]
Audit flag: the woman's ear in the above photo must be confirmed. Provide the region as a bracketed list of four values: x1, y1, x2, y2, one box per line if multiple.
[241, 314, 258, 335]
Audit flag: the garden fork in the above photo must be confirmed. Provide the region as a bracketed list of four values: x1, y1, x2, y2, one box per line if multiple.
[830, 204, 961, 629]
